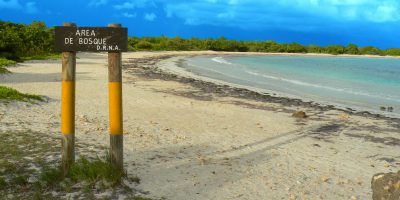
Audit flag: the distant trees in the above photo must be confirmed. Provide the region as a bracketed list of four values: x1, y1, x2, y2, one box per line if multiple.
[0, 21, 55, 60]
[1, 21, 400, 61]
[325, 45, 346, 55]
[127, 37, 400, 56]
[306, 45, 323, 53]
[283, 43, 307, 53]
[359, 46, 381, 55]
[383, 48, 400, 56]
[346, 44, 359, 55]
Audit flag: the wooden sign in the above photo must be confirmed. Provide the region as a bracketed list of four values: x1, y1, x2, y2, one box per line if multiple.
[58, 23, 126, 175]
[55, 27, 128, 52]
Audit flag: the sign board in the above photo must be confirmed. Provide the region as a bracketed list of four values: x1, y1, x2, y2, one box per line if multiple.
[55, 27, 128, 52]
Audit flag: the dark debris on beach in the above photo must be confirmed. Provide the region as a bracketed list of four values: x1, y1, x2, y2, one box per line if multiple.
[122, 55, 400, 126]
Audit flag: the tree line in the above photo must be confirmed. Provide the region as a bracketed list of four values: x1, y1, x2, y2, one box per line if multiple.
[1, 21, 400, 61]
[128, 37, 400, 56]
[0, 21, 55, 61]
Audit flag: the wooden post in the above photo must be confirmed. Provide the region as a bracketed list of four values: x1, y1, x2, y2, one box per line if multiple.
[108, 24, 123, 170]
[61, 22, 76, 175]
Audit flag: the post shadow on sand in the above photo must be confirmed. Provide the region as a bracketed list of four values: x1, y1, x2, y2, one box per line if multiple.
[123, 122, 351, 198]
[123, 118, 400, 198]
[19, 114, 390, 199]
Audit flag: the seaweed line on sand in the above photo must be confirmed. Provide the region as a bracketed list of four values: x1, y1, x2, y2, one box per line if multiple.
[123, 54, 400, 126]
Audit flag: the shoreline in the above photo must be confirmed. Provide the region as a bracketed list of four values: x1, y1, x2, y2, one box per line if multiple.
[123, 53, 400, 124]
[2, 52, 399, 200]
[127, 50, 400, 59]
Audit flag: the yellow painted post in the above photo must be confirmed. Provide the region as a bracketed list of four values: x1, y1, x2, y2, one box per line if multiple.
[108, 24, 123, 170]
[61, 22, 76, 175]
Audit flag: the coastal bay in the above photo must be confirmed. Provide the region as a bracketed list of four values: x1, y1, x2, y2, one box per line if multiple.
[0, 51, 399, 199]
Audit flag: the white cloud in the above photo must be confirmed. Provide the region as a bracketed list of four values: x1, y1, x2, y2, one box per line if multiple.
[160, 0, 400, 30]
[114, 1, 135, 9]
[25, 1, 37, 14]
[366, 3, 400, 22]
[286, 0, 400, 22]
[0, 0, 39, 14]
[217, 11, 235, 19]
[122, 12, 136, 18]
[89, 0, 107, 7]
[114, 0, 155, 10]
[109, 0, 400, 29]
[0, 0, 21, 9]
[144, 12, 156, 21]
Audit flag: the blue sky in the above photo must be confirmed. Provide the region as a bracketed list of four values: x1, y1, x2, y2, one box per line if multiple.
[0, 0, 399, 48]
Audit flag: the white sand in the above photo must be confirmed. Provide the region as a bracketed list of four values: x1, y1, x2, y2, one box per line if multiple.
[0, 51, 399, 200]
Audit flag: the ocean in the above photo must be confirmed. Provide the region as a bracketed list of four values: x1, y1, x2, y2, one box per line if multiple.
[181, 55, 400, 118]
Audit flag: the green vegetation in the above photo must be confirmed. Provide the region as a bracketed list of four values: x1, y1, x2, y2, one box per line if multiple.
[1, 20, 399, 63]
[0, 57, 15, 73]
[0, 58, 16, 67]
[68, 156, 126, 187]
[0, 131, 60, 199]
[36, 155, 129, 194]
[0, 85, 44, 102]
[128, 36, 400, 56]
[0, 21, 56, 61]
[0, 131, 152, 199]
[0, 67, 10, 74]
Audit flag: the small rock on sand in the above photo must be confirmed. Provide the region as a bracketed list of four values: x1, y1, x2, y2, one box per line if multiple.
[292, 111, 308, 119]
[371, 170, 400, 200]
[321, 177, 330, 183]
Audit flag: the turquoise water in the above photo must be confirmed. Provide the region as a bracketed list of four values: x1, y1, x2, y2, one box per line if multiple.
[183, 55, 400, 117]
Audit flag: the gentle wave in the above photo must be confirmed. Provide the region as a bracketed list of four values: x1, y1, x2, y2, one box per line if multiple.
[245, 70, 400, 102]
[211, 57, 233, 65]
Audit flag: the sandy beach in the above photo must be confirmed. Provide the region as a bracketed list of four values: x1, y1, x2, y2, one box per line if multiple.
[1, 51, 399, 200]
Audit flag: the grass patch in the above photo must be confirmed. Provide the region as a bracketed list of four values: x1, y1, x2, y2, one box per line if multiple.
[0, 57, 16, 67]
[0, 58, 16, 74]
[68, 156, 126, 187]
[0, 131, 59, 199]
[35, 154, 129, 189]
[0, 67, 10, 74]
[12, 175, 29, 186]
[34, 155, 149, 199]
[39, 167, 64, 186]
[0, 86, 44, 102]
[0, 130, 154, 199]
[0, 177, 7, 189]
[34, 156, 125, 193]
